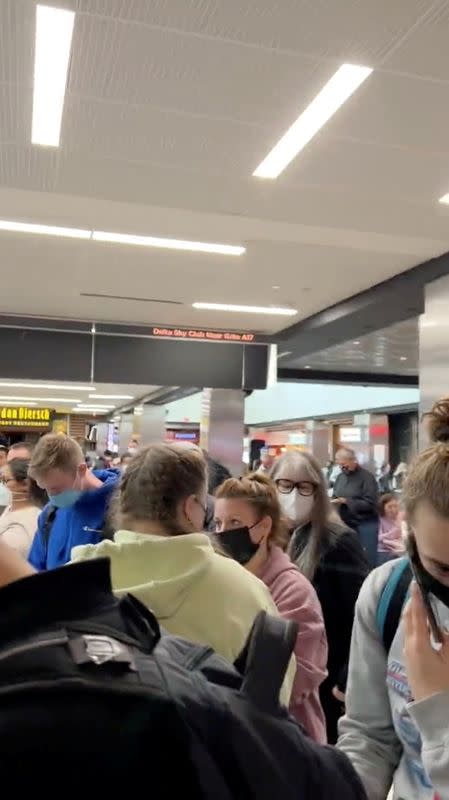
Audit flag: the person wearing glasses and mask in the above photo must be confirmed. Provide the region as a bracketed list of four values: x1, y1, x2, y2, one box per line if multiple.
[215, 473, 328, 743]
[272, 451, 369, 743]
[0, 459, 47, 558]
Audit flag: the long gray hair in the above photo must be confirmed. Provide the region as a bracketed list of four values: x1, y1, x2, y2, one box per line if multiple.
[271, 450, 342, 581]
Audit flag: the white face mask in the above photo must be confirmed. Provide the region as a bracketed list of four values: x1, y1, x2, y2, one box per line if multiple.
[278, 489, 314, 527]
[0, 483, 11, 509]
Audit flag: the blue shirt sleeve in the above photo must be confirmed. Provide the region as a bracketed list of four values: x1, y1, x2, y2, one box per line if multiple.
[28, 509, 48, 571]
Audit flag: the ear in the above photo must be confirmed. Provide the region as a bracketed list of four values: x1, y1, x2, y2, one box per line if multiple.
[78, 462, 88, 478]
[183, 494, 197, 527]
[253, 515, 272, 544]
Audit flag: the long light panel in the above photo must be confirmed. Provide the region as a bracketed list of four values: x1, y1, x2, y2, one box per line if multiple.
[92, 231, 245, 256]
[0, 220, 90, 239]
[0, 396, 80, 403]
[0, 382, 94, 391]
[0, 220, 244, 256]
[253, 63, 373, 179]
[0, 401, 38, 407]
[193, 302, 297, 316]
[32, 5, 75, 147]
[88, 393, 134, 400]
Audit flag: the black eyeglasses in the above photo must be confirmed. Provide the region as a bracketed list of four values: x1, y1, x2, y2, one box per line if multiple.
[275, 479, 316, 497]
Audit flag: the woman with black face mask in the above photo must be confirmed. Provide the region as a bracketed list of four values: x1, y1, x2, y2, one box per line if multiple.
[214, 473, 328, 743]
[271, 451, 369, 744]
[339, 397, 449, 800]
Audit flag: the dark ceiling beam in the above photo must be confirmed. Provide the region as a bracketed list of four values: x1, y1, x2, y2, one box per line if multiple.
[278, 249, 449, 357]
[278, 367, 418, 387]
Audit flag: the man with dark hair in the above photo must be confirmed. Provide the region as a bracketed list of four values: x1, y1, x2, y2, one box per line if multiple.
[7, 441, 32, 462]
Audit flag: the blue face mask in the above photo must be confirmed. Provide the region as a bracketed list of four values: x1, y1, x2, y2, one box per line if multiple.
[49, 488, 82, 509]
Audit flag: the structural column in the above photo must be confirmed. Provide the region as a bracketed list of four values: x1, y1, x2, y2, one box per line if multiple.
[420, 273, 449, 445]
[139, 404, 166, 446]
[200, 389, 245, 476]
[118, 413, 134, 453]
[305, 420, 329, 466]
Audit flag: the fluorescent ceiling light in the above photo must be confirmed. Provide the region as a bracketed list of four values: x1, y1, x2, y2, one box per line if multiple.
[439, 194, 449, 204]
[32, 5, 75, 147]
[253, 63, 373, 179]
[88, 393, 134, 400]
[0, 219, 242, 256]
[277, 351, 292, 360]
[0, 382, 93, 391]
[193, 302, 297, 316]
[0, 401, 38, 407]
[0, 396, 80, 403]
[0, 220, 90, 239]
[77, 404, 115, 410]
[92, 231, 245, 256]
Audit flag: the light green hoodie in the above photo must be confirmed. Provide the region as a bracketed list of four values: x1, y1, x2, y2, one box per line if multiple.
[72, 530, 295, 703]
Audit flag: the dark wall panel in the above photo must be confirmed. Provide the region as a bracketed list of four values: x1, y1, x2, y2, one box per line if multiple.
[243, 345, 268, 390]
[94, 336, 244, 389]
[0, 329, 92, 381]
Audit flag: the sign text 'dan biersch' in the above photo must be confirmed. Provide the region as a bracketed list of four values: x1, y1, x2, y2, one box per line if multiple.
[0, 407, 53, 428]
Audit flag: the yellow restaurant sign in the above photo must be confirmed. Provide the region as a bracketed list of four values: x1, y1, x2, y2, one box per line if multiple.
[0, 406, 53, 428]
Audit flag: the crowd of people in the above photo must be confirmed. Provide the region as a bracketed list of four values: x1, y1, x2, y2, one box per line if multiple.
[0, 406, 448, 797]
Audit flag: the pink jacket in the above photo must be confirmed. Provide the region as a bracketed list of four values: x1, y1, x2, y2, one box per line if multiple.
[260, 546, 328, 743]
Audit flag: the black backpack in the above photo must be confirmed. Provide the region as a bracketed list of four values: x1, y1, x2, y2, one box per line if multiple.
[0, 558, 366, 799]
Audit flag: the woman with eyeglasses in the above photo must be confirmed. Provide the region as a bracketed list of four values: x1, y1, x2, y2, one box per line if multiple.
[272, 451, 369, 743]
[0, 458, 47, 558]
[214, 472, 328, 742]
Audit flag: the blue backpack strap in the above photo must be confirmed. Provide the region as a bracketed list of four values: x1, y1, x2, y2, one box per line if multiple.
[376, 558, 412, 653]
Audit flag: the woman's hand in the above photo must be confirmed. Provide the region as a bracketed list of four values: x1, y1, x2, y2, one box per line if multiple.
[404, 581, 449, 703]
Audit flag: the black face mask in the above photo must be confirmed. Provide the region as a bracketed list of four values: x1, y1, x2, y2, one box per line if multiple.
[216, 526, 259, 566]
[340, 466, 351, 475]
[409, 535, 449, 609]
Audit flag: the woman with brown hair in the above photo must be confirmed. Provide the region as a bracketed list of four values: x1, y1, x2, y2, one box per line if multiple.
[214, 473, 328, 743]
[339, 398, 449, 799]
[271, 451, 369, 743]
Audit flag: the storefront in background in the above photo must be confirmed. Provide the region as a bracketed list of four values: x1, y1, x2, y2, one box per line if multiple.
[0, 406, 54, 445]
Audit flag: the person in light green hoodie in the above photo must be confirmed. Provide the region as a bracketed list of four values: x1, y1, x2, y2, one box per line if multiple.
[71, 442, 295, 703]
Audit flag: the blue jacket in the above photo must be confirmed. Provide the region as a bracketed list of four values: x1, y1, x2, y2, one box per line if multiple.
[28, 469, 119, 571]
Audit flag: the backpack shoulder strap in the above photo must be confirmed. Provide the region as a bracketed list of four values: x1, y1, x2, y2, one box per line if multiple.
[376, 558, 412, 653]
[42, 506, 57, 546]
[236, 611, 297, 712]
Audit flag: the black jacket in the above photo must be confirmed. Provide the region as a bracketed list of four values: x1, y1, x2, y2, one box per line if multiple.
[0, 559, 366, 799]
[289, 523, 369, 691]
[333, 466, 379, 528]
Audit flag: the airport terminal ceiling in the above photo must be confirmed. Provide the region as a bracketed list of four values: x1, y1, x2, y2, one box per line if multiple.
[1, 1, 449, 354]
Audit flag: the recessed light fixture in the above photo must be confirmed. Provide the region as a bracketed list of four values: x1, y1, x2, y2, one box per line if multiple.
[0, 382, 93, 391]
[32, 5, 75, 147]
[0, 400, 38, 407]
[192, 302, 297, 316]
[88, 394, 134, 400]
[304, 365, 311, 369]
[0, 220, 90, 239]
[253, 63, 373, 179]
[92, 231, 245, 257]
[439, 194, 449, 204]
[0, 219, 243, 256]
[277, 351, 292, 360]
[272, 285, 280, 290]
[400, 356, 408, 361]
[76, 404, 115, 410]
[0, 396, 80, 403]
[353, 340, 360, 345]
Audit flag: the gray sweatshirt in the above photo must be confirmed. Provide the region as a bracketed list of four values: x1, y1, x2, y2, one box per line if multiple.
[338, 560, 449, 799]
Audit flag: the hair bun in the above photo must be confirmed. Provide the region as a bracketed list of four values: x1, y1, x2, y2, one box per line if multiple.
[425, 397, 449, 443]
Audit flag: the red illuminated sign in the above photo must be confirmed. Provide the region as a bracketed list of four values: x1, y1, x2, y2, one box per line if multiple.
[151, 326, 268, 344]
